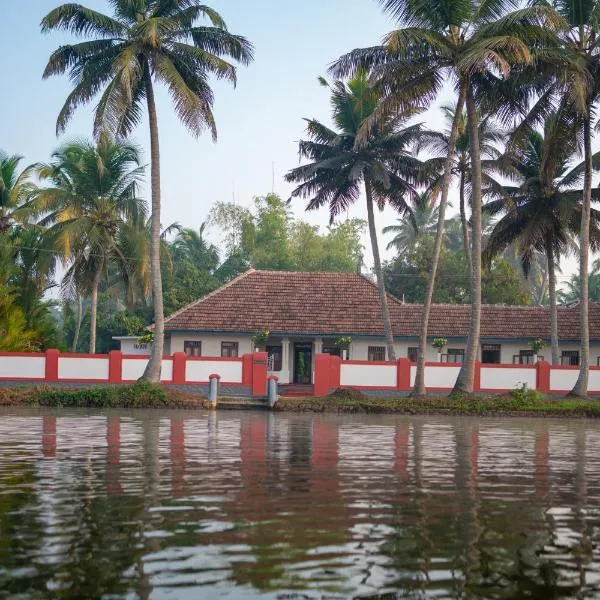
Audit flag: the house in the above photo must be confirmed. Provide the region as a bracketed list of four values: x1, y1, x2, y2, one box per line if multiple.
[115, 269, 600, 385]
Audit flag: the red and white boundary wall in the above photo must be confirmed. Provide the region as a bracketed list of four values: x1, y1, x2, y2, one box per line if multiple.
[314, 354, 600, 396]
[0, 350, 269, 397]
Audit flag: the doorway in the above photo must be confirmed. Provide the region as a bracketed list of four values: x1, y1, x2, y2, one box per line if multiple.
[294, 343, 313, 384]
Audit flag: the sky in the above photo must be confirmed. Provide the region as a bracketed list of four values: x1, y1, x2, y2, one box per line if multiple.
[0, 0, 583, 284]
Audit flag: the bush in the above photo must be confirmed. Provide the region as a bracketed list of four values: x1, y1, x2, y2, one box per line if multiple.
[328, 387, 367, 401]
[510, 383, 544, 406]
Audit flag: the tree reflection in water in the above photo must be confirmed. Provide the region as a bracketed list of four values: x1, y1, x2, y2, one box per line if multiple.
[0, 410, 599, 598]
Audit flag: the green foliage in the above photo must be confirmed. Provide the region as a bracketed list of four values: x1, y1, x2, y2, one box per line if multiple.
[335, 336, 352, 349]
[511, 383, 544, 406]
[250, 330, 270, 346]
[0, 285, 38, 351]
[384, 237, 533, 305]
[432, 338, 448, 349]
[531, 338, 545, 353]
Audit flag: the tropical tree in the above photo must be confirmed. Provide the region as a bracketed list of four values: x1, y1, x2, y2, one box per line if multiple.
[559, 259, 600, 304]
[332, 0, 557, 394]
[383, 192, 439, 254]
[41, 0, 253, 380]
[483, 112, 600, 364]
[0, 152, 36, 234]
[286, 72, 432, 361]
[36, 137, 146, 353]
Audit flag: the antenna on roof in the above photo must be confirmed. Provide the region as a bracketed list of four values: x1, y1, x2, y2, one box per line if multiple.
[402, 294, 405, 304]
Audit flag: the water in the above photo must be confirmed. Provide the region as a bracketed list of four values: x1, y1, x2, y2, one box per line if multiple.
[0, 409, 599, 599]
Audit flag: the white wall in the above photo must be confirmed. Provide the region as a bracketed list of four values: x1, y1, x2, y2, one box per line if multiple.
[0, 355, 45, 379]
[118, 338, 151, 355]
[169, 333, 252, 357]
[59, 357, 109, 381]
[480, 366, 536, 391]
[409, 364, 462, 388]
[185, 359, 243, 383]
[340, 363, 397, 387]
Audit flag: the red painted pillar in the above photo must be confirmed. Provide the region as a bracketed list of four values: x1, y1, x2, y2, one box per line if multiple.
[314, 354, 331, 397]
[251, 352, 268, 397]
[329, 355, 341, 390]
[170, 418, 185, 497]
[397, 358, 411, 391]
[536, 360, 551, 394]
[108, 351, 123, 383]
[473, 361, 481, 393]
[242, 353, 254, 387]
[172, 352, 187, 385]
[42, 416, 57, 458]
[45, 349, 59, 383]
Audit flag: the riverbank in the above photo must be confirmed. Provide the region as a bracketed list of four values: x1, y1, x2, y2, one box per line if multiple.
[0, 382, 210, 409]
[275, 390, 600, 418]
[2, 384, 600, 417]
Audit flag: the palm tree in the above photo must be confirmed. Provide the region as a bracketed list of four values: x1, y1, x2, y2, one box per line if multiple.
[332, 0, 557, 394]
[559, 259, 600, 304]
[483, 112, 600, 364]
[383, 192, 439, 254]
[172, 223, 219, 270]
[0, 152, 36, 234]
[286, 72, 431, 361]
[41, 1, 253, 380]
[36, 136, 146, 353]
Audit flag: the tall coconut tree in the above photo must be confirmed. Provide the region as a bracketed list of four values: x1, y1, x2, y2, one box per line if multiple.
[286, 72, 432, 361]
[0, 152, 37, 234]
[331, 0, 559, 394]
[41, 0, 253, 380]
[36, 136, 146, 353]
[483, 112, 600, 364]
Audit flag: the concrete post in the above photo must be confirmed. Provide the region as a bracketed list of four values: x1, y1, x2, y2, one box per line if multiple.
[281, 338, 291, 384]
[208, 374, 220, 408]
[268, 375, 279, 408]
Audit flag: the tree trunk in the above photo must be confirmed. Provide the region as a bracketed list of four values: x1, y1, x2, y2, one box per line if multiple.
[459, 169, 472, 276]
[570, 112, 592, 396]
[88, 258, 104, 354]
[453, 83, 482, 395]
[413, 84, 466, 394]
[142, 62, 165, 382]
[364, 177, 396, 361]
[545, 236, 559, 365]
[71, 294, 83, 353]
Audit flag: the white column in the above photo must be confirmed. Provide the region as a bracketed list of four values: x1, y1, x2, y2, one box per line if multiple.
[281, 338, 291, 384]
[313, 338, 323, 385]
[314, 338, 323, 354]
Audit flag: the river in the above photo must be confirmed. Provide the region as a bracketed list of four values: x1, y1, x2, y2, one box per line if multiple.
[0, 408, 599, 599]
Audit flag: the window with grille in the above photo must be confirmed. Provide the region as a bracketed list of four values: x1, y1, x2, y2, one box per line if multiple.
[184, 341, 202, 357]
[266, 345, 282, 371]
[221, 341, 239, 358]
[481, 343, 501, 364]
[447, 348, 465, 363]
[368, 346, 386, 361]
[408, 347, 418, 362]
[561, 350, 580, 366]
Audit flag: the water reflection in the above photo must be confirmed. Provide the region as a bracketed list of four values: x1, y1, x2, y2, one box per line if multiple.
[1, 410, 600, 598]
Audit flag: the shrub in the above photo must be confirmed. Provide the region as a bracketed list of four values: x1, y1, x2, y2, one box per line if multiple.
[328, 387, 367, 401]
[511, 383, 544, 406]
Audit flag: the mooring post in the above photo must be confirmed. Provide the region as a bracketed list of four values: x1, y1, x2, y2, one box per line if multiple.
[267, 375, 279, 409]
[208, 374, 221, 408]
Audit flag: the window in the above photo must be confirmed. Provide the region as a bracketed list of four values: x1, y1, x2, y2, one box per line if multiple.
[481, 343, 501, 364]
[184, 340, 202, 357]
[322, 345, 341, 357]
[447, 348, 465, 364]
[517, 350, 535, 365]
[562, 350, 580, 366]
[266, 345, 282, 371]
[408, 347, 418, 362]
[368, 346, 386, 361]
[221, 341, 239, 358]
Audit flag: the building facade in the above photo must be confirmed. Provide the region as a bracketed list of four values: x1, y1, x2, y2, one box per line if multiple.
[116, 269, 600, 385]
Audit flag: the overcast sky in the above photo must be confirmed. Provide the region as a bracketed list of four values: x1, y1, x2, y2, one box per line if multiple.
[0, 1, 585, 284]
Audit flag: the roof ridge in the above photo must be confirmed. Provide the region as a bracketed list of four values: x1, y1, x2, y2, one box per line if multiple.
[250, 268, 364, 277]
[355, 271, 407, 307]
[163, 268, 256, 326]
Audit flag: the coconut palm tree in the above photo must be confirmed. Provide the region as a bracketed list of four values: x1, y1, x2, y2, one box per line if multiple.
[41, 0, 253, 380]
[286, 72, 432, 361]
[0, 153, 37, 234]
[331, 0, 558, 394]
[36, 136, 146, 353]
[483, 112, 600, 364]
[383, 192, 439, 254]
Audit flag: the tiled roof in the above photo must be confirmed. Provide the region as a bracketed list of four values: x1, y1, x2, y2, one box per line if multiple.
[163, 269, 598, 340]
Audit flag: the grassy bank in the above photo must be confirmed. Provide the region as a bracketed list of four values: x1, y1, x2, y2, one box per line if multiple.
[0, 382, 210, 410]
[275, 388, 600, 418]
